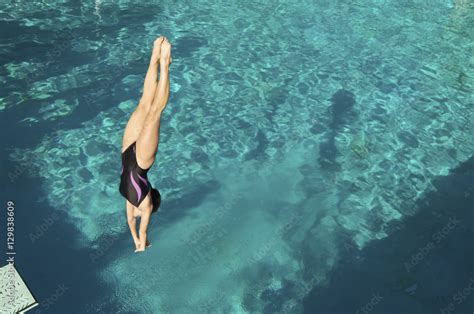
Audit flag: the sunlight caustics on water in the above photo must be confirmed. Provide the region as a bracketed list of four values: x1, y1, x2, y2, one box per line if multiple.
[1, 0, 473, 313]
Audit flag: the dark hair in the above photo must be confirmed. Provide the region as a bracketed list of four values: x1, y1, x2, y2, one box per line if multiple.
[151, 188, 161, 213]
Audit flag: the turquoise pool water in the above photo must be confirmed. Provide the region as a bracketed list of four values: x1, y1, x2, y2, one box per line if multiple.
[1, 0, 473, 313]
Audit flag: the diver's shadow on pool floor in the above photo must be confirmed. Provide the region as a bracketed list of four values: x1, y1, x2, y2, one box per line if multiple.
[303, 155, 474, 314]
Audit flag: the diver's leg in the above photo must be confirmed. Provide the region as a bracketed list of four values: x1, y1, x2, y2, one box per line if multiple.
[140, 36, 164, 105]
[135, 37, 171, 169]
[121, 37, 164, 151]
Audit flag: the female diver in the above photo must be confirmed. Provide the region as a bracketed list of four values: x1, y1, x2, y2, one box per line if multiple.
[119, 36, 172, 252]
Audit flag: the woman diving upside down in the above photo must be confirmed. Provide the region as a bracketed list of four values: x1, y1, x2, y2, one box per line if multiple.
[119, 36, 172, 252]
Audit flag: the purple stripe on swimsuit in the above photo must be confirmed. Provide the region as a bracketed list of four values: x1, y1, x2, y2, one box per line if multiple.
[130, 172, 142, 204]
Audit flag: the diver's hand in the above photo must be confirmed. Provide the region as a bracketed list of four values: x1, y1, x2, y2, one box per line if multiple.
[133, 237, 141, 251]
[134, 243, 145, 253]
[134, 239, 151, 253]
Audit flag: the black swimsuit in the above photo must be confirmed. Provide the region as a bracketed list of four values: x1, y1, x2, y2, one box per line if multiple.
[119, 142, 161, 212]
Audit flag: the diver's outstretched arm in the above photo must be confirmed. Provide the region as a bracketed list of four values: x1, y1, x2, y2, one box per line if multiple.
[126, 202, 140, 250]
[138, 210, 151, 251]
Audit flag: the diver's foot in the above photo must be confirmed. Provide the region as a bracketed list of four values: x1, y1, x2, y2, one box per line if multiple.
[160, 37, 172, 65]
[150, 36, 164, 64]
[146, 239, 151, 248]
